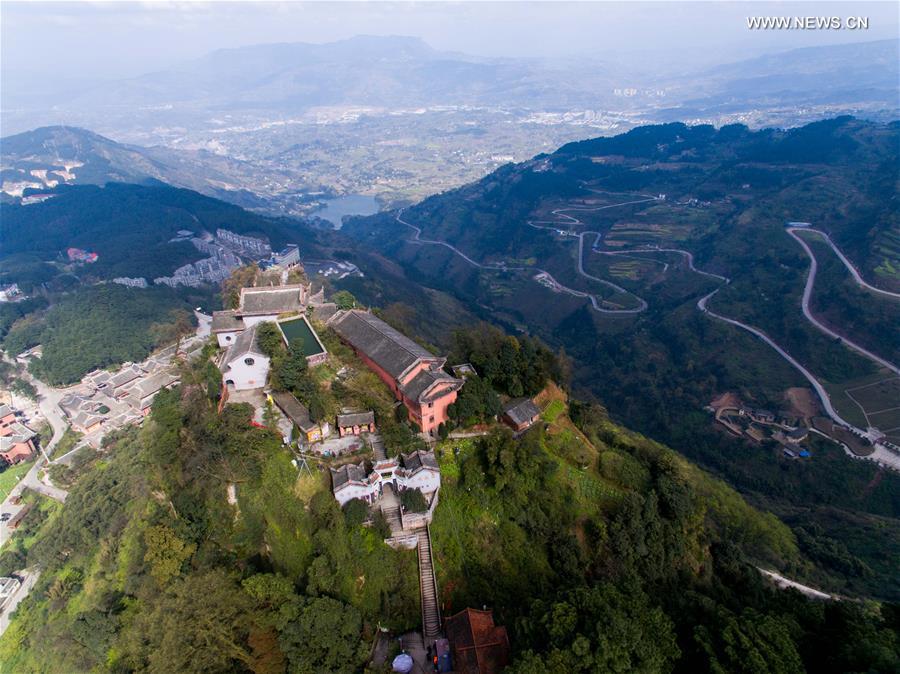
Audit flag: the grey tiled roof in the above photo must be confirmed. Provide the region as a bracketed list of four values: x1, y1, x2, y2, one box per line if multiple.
[1, 421, 35, 444]
[331, 461, 369, 490]
[224, 324, 264, 363]
[502, 398, 541, 427]
[329, 310, 440, 379]
[211, 310, 244, 332]
[336, 410, 375, 427]
[0, 404, 12, 418]
[239, 286, 304, 316]
[400, 368, 462, 403]
[109, 364, 144, 390]
[124, 371, 179, 400]
[402, 450, 439, 474]
[272, 392, 317, 432]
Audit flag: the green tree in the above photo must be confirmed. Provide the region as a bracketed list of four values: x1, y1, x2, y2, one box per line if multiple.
[119, 569, 253, 673]
[277, 597, 368, 674]
[9, 379, 37, 400]
[143, 524, 196, 586]
[257, 321, 284, 358]
[401, 488, 428, 513]
[331, 290, 358, 310]
[342, 499, 369, 528]
[276, 339, 309, 392]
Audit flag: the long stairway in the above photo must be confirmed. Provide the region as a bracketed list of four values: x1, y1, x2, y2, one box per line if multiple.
[417, 525, 442, 638]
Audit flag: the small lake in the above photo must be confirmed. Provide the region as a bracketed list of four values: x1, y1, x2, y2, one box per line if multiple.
[313, 194, 380, 229]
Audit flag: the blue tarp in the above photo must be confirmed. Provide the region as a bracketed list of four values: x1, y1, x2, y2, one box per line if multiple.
[392, 653, 414, 673]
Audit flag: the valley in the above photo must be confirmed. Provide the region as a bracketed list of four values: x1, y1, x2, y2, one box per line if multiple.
[1, 5, 899, 670]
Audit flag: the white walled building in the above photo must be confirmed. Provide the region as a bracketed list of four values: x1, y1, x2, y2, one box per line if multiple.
[212, 284, 309, 347]
[220, 325, 270, 391]
[330, 449, 441, 507]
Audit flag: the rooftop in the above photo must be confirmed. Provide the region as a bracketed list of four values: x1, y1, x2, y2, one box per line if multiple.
[402, 449, 439, 474]
[446, 608, 510, 674]
[271, 391, 318, 432]
[336, 410, 375, 427]
[329, 310, 441, 380]
[502, 398, 541, 427]
[211, 310, 245, 333]
[331, 461, 369, 490]
[224, 324, 265, 363]
[239, 285, 305, 316]
[400, 368, 462, 403]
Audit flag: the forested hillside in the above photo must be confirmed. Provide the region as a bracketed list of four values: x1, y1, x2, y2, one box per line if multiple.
[1, 349, 896, 672]
[2, 285, 198, 385]
[340, 117, 900, 601]
[0, 183, 312, 280]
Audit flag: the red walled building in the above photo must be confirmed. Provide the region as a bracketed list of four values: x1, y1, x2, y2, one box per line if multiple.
[329, 310, 463, 436]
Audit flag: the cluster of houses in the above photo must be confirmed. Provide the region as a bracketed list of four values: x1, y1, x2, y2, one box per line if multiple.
[60, 361, 180, 436]
[211, 282, 547, 543]
[0, 404, 38, 465]
[0, 284, 23, 303]
[712, 403, 811, 458]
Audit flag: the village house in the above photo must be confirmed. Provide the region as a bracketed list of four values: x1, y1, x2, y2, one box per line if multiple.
[220, 324, 270, 391]
[445, 608, 511, 674]
[119, 371, 181, 415]
[0, 284, 22, 303]
[328, 310, 463, 437]
[336, 410, 376, 437]
[59, 392, 108, 433]
[784, 427, 809, 444]
[330, 448, 441, 508]
[0, 405, 16, 432]
[0, 426, 37, 464]
[212, 284, 309, 347]
[271, 391, 330, 445]
[501, 398, 541, 433]
[0, 405, 37, 464]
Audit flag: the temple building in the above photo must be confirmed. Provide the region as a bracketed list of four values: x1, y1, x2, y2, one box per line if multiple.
[220, 324, 271, 391]
[328, 310, 463, 436]
[272, 391, 330, 445]
[336, 410, 376, 437]
[0, 405, 37, 464]
[212, 284, 309, 347]
[330, 449, 441, 507]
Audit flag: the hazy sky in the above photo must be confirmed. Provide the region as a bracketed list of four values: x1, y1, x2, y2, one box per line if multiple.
[2, 1, 898, 83]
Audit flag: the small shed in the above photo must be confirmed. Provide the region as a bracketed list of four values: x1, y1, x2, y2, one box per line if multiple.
[272, 391, 328, 444]
[336, 410, 376, 437]
[501, 398, 541, 433]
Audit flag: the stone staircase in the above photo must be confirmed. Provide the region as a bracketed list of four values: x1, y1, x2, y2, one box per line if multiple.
[417, 525, 442, 638]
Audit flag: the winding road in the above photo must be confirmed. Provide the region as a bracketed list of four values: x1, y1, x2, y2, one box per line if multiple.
[787, 227, 899, 377]
[396, 192, 900, 469]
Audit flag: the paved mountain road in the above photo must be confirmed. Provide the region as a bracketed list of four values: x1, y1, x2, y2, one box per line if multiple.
[396, 197, 900, 470]
[787, 227, 899, 376]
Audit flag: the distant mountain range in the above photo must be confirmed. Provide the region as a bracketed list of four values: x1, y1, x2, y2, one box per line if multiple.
[3, 36, 896, 135]
[2, 36, 895, 212]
